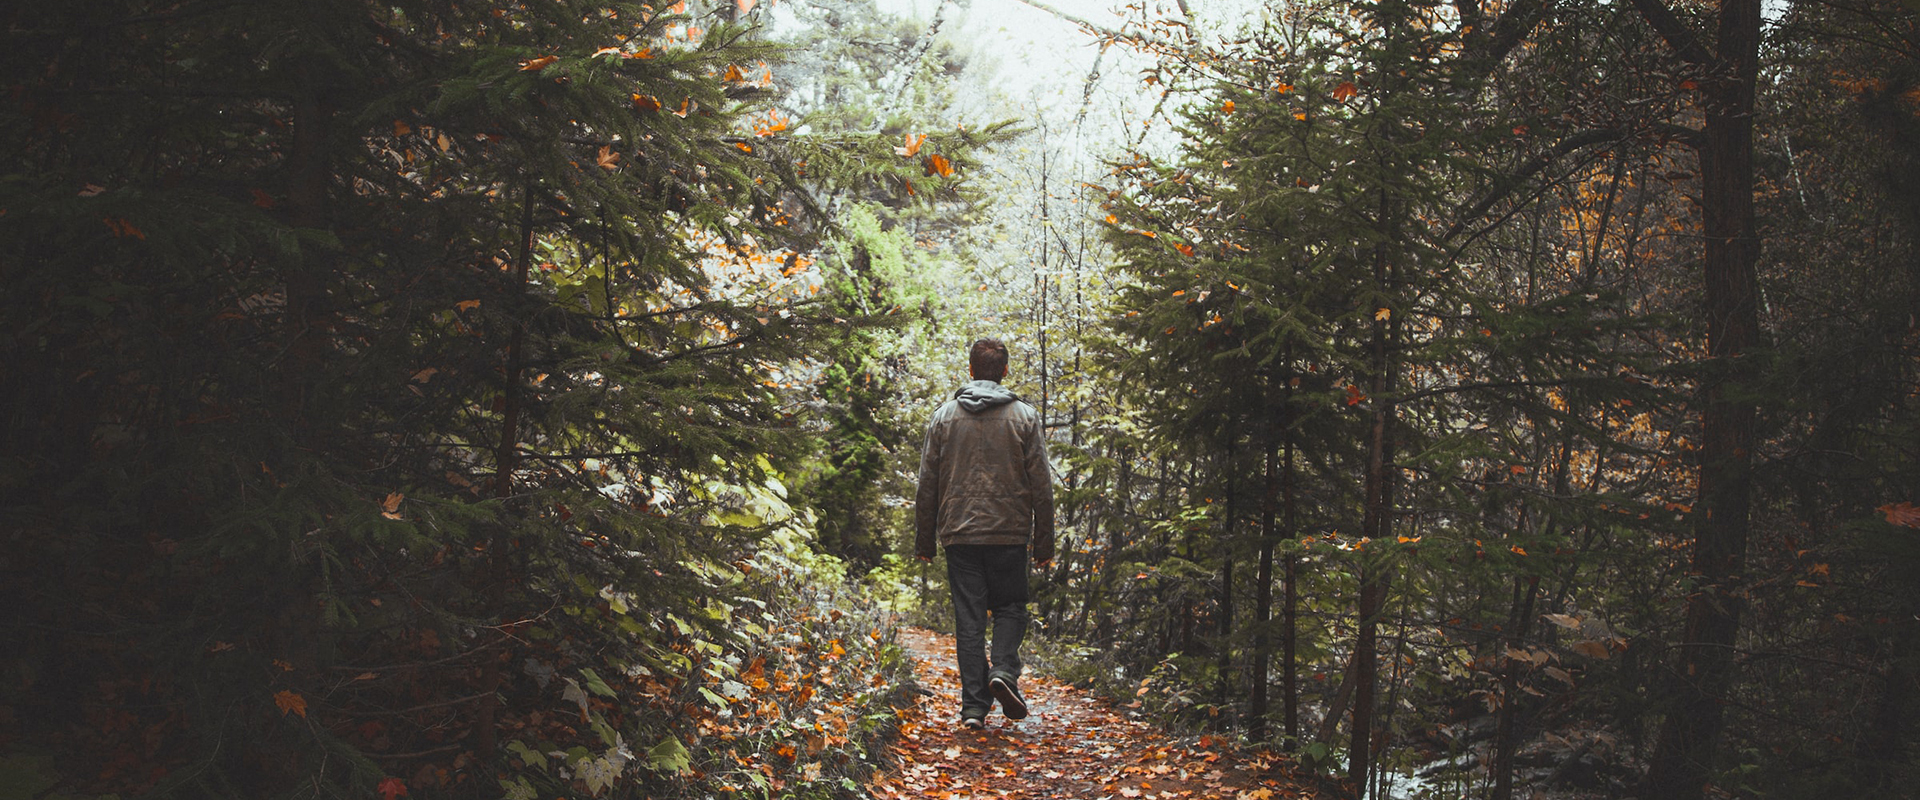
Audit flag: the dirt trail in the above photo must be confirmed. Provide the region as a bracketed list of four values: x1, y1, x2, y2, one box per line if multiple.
[869, 628, 1324, 800]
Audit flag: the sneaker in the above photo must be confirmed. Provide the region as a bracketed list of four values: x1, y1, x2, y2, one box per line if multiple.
[988, 672, 1028, 720]
[959, 714, 985, 731]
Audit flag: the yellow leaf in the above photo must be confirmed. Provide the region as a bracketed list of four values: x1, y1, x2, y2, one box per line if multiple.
[596, 146, 620, 170]
[1374, 307, 1391, 321]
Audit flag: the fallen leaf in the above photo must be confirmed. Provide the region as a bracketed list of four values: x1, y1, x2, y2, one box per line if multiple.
[377, 777, 408, 800]
[274, 690, 307, 717]
[520, 55, 558, 71]
[1331, 81, 1357, 102]
[596, 146, 620, 170]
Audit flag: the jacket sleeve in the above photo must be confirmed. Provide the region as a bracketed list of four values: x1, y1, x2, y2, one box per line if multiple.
[1024, 410, 1055, 564]
[913, 417, 943, 559]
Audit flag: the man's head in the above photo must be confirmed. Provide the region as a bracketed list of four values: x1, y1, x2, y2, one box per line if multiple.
[969, 338, 1008, 382]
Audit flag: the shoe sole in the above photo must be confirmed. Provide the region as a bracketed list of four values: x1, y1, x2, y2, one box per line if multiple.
[989, 677, 1028, 720]
[962, 718, 984, 730]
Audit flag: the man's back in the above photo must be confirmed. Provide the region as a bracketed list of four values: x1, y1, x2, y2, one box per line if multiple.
[915, 379, 1054, 561]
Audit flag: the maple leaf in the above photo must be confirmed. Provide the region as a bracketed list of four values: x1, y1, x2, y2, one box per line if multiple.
[520, 55, 559, 71]
[632, 94, 662, 111]
[925, 154, 954, 177]
[273, 689, 307, 717]
[596, 146, 620, 170]
[1331, 81, 1358, 102]
[377, 777, 408, 800]
[894, 133, 926, 158]
[1220, 99, 1235, 114]
[1345, 384, 1366, 406]
[1880, 502, 1920, 528]
[1274, 82, 1294, 94]
[1374, 307, 1391, 321]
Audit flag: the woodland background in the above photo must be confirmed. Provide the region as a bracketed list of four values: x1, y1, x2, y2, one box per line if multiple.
[1, 0, 1917, 799]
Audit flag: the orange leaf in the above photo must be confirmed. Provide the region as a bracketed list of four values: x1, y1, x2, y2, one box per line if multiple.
[894, 133, 926, 158]
[926, 153, 953, 177]
[392, 120, 412, 137]
[1137, 229, 1157, 238]
[1221, 99, 1235, 114]
[273, 690, 308, 717]
[1176, 243, 1195, 257]
[1345, 384, 1366, 406]
[456, 299, 480, 311]
[1331, 81, 1357, 102]
[673, 98, 696, 118]
[1881, 502, 1920, 528]
[1104, 214, 1118, 225]
[632, 93, 662, 111]
[1274, 82, 1294, 94]
[251, 189, 276, 208]
[725, 64, 745, 82]
[520, 55, 559, 71]
[737, 0, 757, 12]
[596, 146, 620, 170]
[377, 777, 408, 800]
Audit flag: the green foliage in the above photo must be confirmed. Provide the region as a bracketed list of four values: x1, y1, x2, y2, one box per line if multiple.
[0, 0, 992, 797]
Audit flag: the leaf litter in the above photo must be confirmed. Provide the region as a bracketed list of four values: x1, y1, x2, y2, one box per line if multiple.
[869, 628, 1321, 800]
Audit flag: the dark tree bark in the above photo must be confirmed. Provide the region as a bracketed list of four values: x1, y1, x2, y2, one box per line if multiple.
[1624, 1, 1764, 798]
[1349, 199, 1399, 797]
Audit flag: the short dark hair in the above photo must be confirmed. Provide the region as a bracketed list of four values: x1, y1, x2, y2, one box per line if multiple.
[969, 338, 1008, 380]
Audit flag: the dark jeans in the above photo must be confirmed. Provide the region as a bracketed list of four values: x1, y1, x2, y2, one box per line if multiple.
[945, 543, 1029, 716]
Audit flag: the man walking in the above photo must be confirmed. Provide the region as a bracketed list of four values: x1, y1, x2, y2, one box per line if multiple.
[915, 337, 1055, 730]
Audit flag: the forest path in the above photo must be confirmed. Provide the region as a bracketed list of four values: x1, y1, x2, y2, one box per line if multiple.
[868, 628, 1324, 800]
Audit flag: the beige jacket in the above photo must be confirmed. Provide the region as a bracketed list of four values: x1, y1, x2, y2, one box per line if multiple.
[914, 380, 1055, 562]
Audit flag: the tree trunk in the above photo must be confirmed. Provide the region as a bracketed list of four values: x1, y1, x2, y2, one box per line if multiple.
[1282, 362, 1301, 748]
[1632, 1, 1763, 797]
[1250, 426, 1278, 740]
[1349, 193, 1399, 799]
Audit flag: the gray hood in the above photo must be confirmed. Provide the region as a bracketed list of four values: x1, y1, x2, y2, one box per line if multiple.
[954, 379, 1019, 413]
